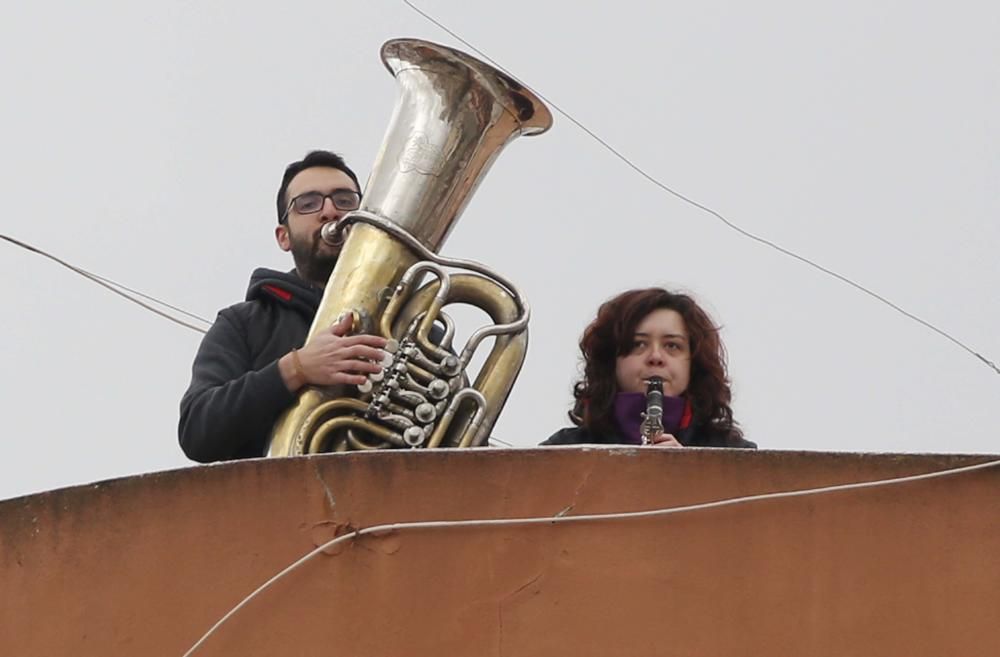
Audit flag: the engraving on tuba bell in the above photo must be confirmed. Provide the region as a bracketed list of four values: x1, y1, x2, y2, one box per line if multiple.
[266, 38, 552, 456]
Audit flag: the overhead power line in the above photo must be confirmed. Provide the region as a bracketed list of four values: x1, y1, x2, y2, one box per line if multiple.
[402, 0, 999, 377]
[1, 233, 210, 334]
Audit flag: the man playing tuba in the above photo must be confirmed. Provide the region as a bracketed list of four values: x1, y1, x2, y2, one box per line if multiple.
[178, 150, 388, 463]
[182, 39, 550, 459]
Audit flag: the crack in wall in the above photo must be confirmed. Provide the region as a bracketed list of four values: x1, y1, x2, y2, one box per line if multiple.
[563, 463, 597, 517]
[312, 462, 336, 512]
[497, 571, 544, 657]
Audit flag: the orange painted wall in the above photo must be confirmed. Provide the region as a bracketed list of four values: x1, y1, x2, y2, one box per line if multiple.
[2, 448, 997, 656]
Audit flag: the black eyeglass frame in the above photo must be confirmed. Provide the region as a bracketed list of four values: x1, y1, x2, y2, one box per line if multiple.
[280, 189, 362, 224]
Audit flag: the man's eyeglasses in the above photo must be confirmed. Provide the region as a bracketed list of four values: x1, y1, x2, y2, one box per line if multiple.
[282, 189, 361, 223]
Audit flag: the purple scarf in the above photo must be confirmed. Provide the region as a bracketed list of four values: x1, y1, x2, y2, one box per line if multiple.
[613, 392, 687, 444]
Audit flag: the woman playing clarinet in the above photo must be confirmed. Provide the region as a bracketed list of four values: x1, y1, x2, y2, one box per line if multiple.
[543, 287, 755, 448]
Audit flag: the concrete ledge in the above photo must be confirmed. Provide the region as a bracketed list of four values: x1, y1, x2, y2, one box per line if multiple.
[2, 448, 998, 656]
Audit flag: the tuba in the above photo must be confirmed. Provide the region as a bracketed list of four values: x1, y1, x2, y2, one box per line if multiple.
[267, 38, 552, 456]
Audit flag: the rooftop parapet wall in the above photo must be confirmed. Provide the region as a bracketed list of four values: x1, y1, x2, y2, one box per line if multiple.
[1, 448, 998, 657]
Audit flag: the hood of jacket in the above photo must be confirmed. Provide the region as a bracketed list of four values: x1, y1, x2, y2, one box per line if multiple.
[245, 268, 323, 318]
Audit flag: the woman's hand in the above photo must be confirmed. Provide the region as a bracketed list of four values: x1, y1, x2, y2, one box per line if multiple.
[647, 432, 683, 448]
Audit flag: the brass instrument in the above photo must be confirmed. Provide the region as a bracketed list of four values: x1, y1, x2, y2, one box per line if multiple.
[640, 377, 665, 445]
[267, 38, 552, 456]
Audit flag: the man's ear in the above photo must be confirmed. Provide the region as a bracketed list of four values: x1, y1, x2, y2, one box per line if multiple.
[275, 224, 291, 252]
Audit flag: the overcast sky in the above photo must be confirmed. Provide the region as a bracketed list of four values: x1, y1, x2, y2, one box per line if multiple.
[1, 1, 997, 501]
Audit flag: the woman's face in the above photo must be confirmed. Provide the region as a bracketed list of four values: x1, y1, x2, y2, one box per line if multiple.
[615, 308, 692, 396]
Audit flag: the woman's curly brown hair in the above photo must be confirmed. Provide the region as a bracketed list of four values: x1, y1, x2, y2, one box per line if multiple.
[570, 288, 742, 442]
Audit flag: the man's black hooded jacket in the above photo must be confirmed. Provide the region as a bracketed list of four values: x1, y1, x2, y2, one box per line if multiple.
[179, 268, 321, 462]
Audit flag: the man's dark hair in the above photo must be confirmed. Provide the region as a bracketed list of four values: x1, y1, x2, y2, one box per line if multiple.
[276, 150, 361, 224]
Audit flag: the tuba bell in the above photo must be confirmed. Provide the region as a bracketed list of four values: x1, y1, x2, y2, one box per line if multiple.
[266, 38, 552, 456]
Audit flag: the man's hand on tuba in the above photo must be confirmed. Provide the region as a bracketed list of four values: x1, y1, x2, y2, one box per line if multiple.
[279, 314, 387, 392]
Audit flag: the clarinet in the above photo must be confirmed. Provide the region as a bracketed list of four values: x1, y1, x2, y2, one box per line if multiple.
[640, 376, 665, 445]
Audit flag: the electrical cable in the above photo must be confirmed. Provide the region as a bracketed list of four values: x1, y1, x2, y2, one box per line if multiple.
[1, 233, 210, 334]
[401, 1, 999, 376]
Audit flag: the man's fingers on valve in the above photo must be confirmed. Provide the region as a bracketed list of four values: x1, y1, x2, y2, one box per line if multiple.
[334, 333, 389, 348]
[329, 358, 382, 375]
[331, 371, 369, 386]
[332, 344, 386, 361]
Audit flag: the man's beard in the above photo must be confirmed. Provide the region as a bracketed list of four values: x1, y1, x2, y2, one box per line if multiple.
[288, 228, 339, 286]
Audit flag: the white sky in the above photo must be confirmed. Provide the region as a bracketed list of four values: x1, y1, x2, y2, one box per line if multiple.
[1, 1, 997, 501]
